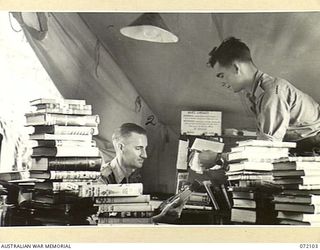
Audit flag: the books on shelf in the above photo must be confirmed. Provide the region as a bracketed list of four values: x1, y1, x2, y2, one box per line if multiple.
[31, 157, 102, 171]
[32, 146, 100, 157]
[25, 113, 100, 127]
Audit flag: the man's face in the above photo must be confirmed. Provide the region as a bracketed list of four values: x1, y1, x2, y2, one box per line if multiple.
[214, 62, 245, 93]
[120, 132, 148, 170]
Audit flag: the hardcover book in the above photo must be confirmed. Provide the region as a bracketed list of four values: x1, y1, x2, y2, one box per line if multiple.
[79, 183, 143, 197]
[273, 194, 320, 204]
[34, 108, 92, 116]
[29, 133, 93, 141]
[96, 203, 153, 213]
[31, 157, 102, 171]
[32, 125, 98, 135]
[30, 98, 86, 106]
[236, 140, 296, 148]
[34, 103, 92, 111]
[32, 146, 100, 157]
[25, 113, 100, 126]
[274, 203, 320, 213]
[32, 140, 97, 148]
[29, 171, 101, 180]
[94, 195, 151, 204]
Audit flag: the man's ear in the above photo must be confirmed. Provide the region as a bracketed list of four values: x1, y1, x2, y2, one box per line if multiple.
[118, 142, 124, 151]
[232, 61, 241, 74]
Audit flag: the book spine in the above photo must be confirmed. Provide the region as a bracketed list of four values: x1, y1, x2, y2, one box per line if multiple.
[34, 126, 98, 135]
[34, 108, 92, 116]
[32, 146, 100, 157]
[35, 103, 92, 110]
[50, 171, 101, 180]
[52, 182, 80, 192]
[184, 204, 213, 210]
[44, 157, 102, 171]
[35, 140, 97, 147]
[79, 183, 143, 197]
[30, 98, 86, 106]
[99, 211, 154, 218]
[30, 134, 93, 141]
[97, 204, 153, 213]
[26, 114, 100, 126]
[95, 195, 150, 204]
[98, 217, 152, 224]
[188, 194, 210, 203]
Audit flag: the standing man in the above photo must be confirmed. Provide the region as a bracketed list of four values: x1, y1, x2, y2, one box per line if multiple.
[207, 37, 320, 154]
[100, 123, 148, 184]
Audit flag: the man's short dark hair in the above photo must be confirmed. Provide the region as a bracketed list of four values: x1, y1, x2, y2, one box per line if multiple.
[207, 37, 252, 68]
[112, 123, 147, 142]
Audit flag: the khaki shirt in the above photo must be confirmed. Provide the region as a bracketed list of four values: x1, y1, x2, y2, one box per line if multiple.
[248, 70, 320, 141]
[99, 158, 142, 184]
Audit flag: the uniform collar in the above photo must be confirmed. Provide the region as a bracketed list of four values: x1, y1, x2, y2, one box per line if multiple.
[251, 69, 265, 99]
[110, 157, 130, 184]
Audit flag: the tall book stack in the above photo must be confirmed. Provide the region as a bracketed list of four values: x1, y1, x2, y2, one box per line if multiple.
[272, 156, 320, 226]
[77, 183, 155, 224]
[24, 98, 102, 226]
[226, 140, 296, 224]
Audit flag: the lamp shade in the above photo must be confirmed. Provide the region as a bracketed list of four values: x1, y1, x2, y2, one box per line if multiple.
[120, 13, 179, 43]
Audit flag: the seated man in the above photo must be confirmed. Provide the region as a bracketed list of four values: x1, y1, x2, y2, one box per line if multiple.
[100, 123, 148, 184]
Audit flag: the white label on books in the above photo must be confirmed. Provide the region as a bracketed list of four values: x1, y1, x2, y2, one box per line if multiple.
[176, 140, 189, 170]
[181, 111, 221, 136]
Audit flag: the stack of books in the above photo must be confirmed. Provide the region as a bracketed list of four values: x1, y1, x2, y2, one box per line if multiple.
[226, 140, 296, 224]
[86, 183, 155, 224]
[23, 98, 102, 226]
[272, 156, 320, 226]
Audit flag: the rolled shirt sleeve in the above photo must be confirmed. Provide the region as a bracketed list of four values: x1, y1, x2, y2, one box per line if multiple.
[256, 87, 290, 141]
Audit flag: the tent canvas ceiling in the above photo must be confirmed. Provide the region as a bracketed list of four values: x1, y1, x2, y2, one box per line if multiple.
[81, 12, 320, 132]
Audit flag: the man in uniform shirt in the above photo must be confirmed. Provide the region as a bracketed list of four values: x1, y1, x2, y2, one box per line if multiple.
[100, 123, 148, 184]
[207, 37, 320, 154]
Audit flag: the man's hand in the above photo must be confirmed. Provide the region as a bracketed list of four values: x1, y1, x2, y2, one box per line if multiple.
[152, 197, 186, 223]
[198, 150, 219, 169]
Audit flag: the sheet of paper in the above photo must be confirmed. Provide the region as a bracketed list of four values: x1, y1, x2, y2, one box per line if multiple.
[176, 139, 189, 170]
